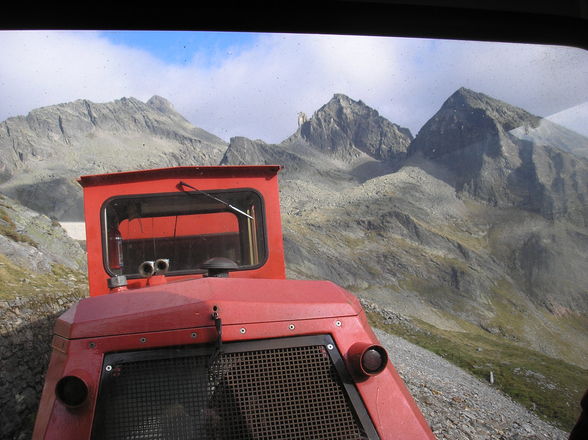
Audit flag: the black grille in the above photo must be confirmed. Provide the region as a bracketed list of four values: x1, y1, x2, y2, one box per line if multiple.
[92, 336, 378, 440]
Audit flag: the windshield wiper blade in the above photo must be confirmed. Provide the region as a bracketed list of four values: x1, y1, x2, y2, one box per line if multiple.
[177, 181, 254, 219]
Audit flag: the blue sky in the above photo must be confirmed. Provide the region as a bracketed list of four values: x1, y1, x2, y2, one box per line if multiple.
[0, 30, 587, 142]
[102, 31, 259, 67]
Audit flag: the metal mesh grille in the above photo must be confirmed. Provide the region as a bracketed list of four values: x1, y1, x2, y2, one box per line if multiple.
[92, 342, 371, 440]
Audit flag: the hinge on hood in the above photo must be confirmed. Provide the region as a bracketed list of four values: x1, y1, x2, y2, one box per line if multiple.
[209, 305, 222, 366]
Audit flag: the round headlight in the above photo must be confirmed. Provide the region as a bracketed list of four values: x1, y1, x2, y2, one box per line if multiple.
[347, 342, 389, 379]
[361, 346, 387, 375]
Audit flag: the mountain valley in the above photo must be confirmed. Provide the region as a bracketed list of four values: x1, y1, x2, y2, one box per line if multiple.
[1, 88, 587, 435]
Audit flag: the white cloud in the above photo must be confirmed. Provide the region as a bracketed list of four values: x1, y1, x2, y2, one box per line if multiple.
[0, 31, 163, 116]
[1, 31, 587, 143]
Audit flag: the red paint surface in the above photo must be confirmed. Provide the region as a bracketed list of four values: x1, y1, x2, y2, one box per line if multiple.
[78, 166, 286, 296]
[34, 277, 434, 439]
[118, 211, 238, 239]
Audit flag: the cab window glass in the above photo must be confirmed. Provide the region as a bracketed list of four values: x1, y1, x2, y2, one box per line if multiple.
[103, 190, 265, 276]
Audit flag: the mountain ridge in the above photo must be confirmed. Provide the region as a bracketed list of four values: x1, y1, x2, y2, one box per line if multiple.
[1, 89, 587, 435]
[1, 90, 587, 365]
[0, 95, 228, 219]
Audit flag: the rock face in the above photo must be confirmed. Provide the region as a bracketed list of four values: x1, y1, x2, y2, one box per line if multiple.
[409, 88, 588, 227]
[1, 289, 86, 440]
[410, 87, 542, 159]
[298, 93, 413, 163]
[0, 194, 86, 273]
[0, 96, 227, 220]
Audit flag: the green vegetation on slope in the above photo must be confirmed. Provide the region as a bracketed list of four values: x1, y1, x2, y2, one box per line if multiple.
[0, 206, 38, 247]
[0, 253, 87, 302]
[0, 195, 87, 303]
[366, 310, 588, 432]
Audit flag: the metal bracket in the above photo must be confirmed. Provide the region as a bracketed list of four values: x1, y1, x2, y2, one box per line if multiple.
[209, 306, 222, 366]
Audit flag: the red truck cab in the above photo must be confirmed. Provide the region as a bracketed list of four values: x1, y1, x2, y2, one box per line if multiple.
[33, 165, 434, 439]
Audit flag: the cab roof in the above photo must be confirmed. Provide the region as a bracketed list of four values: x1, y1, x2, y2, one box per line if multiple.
[78, 165, 282, 187]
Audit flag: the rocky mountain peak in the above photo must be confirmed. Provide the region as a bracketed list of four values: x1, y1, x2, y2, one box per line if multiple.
[147, 95, 175, 114]
[441, 87, 541, 131]
[313, 93, 377, 126]
[298, 93, 413, 162]
[328, 93, 357, 107]
[409, 88, 542, 162]
[408, 87, 588, 227]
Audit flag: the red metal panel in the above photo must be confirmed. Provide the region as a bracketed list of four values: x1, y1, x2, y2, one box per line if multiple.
[77, 165, 282, 187]
[79, 166, 286, 296]
[35, 313, 434, 439]
[54, 278, 362, 339]
[33, 336, 103, 440]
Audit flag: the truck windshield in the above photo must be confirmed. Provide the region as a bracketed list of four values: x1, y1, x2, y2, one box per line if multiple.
[102, 189, 266, 277]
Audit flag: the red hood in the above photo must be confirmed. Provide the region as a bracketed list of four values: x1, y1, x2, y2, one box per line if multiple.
[55, 277, 362, 339]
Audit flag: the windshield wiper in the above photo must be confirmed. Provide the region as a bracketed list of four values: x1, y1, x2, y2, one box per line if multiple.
[177, 181, 254, 219]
